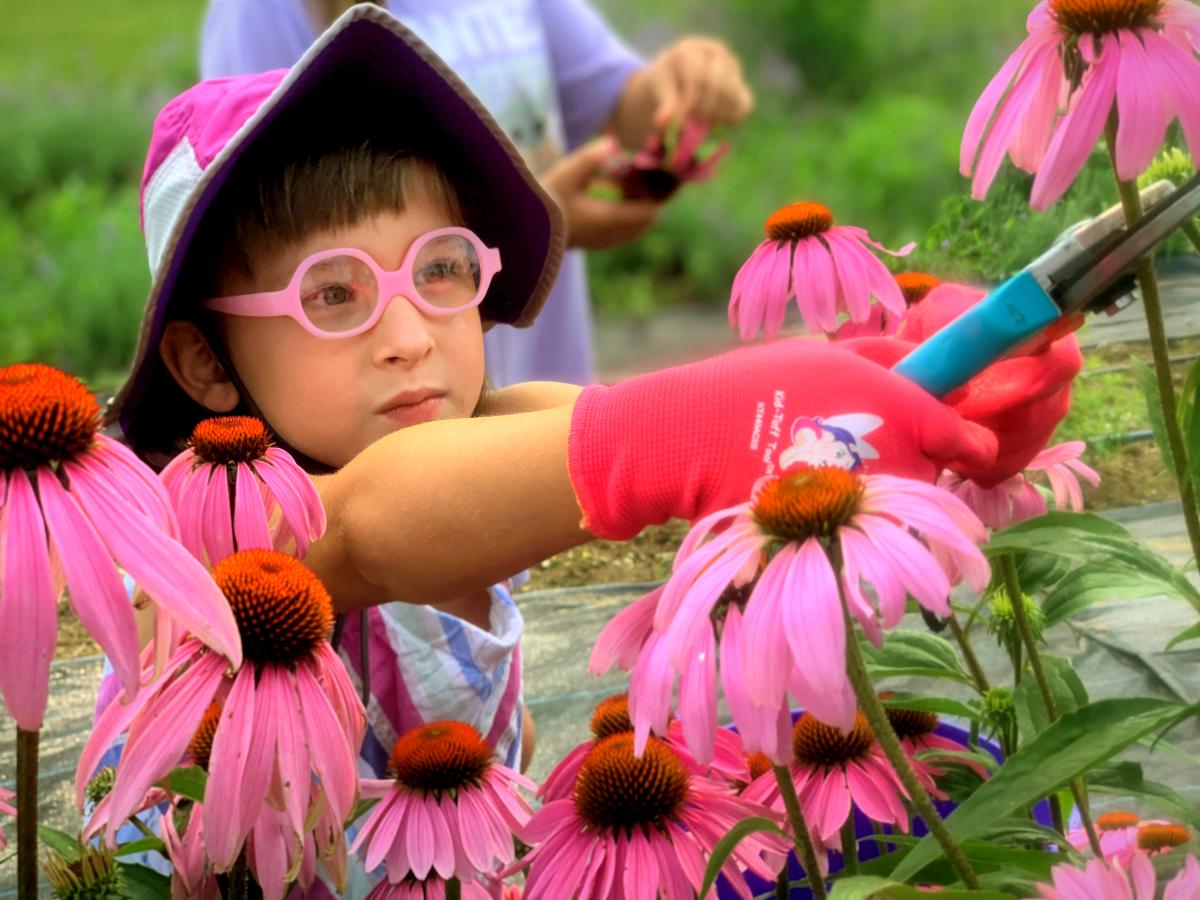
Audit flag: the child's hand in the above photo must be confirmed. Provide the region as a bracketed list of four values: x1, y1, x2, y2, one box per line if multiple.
[567, 339, 1000, 540]
[642, 37, 754, 130]
[541, 137, 663, 249]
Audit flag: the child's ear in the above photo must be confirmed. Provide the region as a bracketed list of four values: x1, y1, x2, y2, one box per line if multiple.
[159, 321, 240, 413]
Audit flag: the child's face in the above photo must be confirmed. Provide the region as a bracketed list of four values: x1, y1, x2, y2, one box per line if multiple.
[216, 195, 486, 469]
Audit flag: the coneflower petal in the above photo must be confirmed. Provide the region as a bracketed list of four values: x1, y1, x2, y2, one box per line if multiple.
[201, 665, 266, 868]
[740, 544, 796, 707]
[1031, 33, 1121, 210]
[589, 586, 660, 676]
[1116, 30, 1170, 180]
[783, 540, 852, 728]
[75, 639, 198, 808]
[973, 40, 1060, 199]
[677, 625, 717, 765]
[961, 31, 1046, 174]
[233, 462, 272, 551]
[0, 469, 57, 730]
[65, 461, 243, 666]
[1142, 30, 1200, 171]
[200, 464, 234, 564]
[295, 659, 357, 822]
[105, 650, 226, 838]
[36, 467, 139, 700]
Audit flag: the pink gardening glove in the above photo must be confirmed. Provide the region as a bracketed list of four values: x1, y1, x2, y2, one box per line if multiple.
[844, 281, 1082, 488]
[567, 338, 998, 540]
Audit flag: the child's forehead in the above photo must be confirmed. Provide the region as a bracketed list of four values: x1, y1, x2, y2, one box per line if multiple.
[240, 200, 458, 287]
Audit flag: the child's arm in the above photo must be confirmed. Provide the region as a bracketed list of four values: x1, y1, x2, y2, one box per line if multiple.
[477, 381, 583, 415]
[310, 403, 587, 611]
[306, 336, 1078, 614]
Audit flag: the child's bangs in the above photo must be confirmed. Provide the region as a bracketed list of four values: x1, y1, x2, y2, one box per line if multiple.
[224, 145, 468, 279]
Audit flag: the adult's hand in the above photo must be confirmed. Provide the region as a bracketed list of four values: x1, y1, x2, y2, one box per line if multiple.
[541, 137, 663, 249]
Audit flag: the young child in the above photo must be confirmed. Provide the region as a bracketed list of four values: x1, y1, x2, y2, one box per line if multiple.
[199, 0, 755, 387]
[99, 5, 1078, 892]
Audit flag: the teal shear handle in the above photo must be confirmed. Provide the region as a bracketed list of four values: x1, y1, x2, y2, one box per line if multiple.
[892, 271, 1063, 398]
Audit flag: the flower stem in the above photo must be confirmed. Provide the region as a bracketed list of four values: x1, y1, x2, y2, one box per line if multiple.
[840, 817, 859, 877]
[998, 555, 1101, 855]
[227, 852, 250, 900]
[947, 611, 990, 695]
[447, 877, 462, 900]
[840, 604, 980, 888]
[1184, 220, 1200, 255]
[771, 764, 828, 900]
[16, 727, 39, 899]
[1105, 116, 1200, 567]
[775, 865, 789, 900]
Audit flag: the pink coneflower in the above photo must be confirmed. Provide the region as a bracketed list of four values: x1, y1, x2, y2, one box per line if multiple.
[0, 363, 240, 730]
[962, 0, 1200, 210]
[831, 272, 943, 340]
[742, 712, 909, 844]
[939, 440, 1100, 529]
[537, 693, 750, 802]
[351, 720, 534, 885]
[0, 786, 13, 851]
[609, 119, 730, 201]
[79, 550, 363, 898]
[160, 415, 325, 565]
[518, 733, 784, 900]
[729, 202, 914, 340]
[160, 798, 220, 900]
[883, 705, 989, 800]
[642, 465, 988, 750]
[1036, 850, 1200, 899]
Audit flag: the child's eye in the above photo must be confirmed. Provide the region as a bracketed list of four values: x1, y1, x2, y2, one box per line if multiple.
[415, 258, 466, 285]
[300, 283, 364, 312]
[304, 283, 356, 307]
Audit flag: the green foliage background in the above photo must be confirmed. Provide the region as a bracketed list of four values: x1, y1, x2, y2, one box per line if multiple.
[1, 0, 1194, 388]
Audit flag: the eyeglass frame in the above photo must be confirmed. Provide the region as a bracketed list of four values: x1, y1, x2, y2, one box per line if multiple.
[203, 226, 502, 339]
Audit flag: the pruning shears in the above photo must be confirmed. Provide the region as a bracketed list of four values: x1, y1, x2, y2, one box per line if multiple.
[894, 171, 1200, 398]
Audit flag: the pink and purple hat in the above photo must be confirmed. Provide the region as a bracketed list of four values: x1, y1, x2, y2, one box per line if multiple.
[108, 4, 565, 449]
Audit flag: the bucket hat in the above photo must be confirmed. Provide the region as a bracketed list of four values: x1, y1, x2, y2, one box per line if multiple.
[107, 3, 565, 451]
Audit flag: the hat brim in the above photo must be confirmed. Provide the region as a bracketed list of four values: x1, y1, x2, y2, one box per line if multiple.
[110, 4, 565, 443]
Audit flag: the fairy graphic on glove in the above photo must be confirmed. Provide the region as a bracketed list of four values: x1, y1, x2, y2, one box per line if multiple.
[779, 414, 882, 472]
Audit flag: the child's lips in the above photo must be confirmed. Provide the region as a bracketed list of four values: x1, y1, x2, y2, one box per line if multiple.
[378, 389, 445, 426]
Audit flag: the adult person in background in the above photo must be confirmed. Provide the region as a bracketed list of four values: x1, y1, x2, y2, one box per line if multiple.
[200, 0, 753, 385]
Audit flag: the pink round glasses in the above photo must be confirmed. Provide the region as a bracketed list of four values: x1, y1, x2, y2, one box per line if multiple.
[204, 227, 502, 338]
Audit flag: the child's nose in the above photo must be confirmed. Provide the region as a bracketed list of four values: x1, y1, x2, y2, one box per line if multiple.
[372, 293, 435, 367]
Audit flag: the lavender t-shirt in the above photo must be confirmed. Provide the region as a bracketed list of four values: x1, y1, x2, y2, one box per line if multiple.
[201, 0, 644, 385]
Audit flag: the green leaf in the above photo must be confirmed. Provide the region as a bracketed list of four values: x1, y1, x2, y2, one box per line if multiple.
[114, 836, 167, 857]
[119, 862, 172, 899]
[986, 513, 1200, 615]
[828, 874, 1017, 899]
[698, 816, 789, 898]
[889, 697, 1190, 882]
[880, 694, 980, 723]
[1166, 619, 1200, 650]
[1013, 655, 1089, 742]
[37, 825, 80, 861]
[1133, 357, 1181, 481]
[165, 765, 207, 804]
[861, 631, 972, 684]
[1041, 564, 1189, 627]
[1087, 761, 1200, 831]
[1178, 356, 1200, 507]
